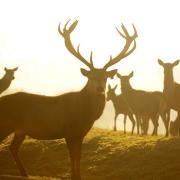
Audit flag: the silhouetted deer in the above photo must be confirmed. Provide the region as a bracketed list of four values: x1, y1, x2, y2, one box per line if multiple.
[158, 59, 180, 136]
[106, 84, 135, 134]
[117, 71, 169, 136]
[0, 67, 18, 94]
[0, 20, 137, 180]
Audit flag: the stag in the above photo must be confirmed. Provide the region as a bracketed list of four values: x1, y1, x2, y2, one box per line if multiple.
[0, 67, 18, 94]
[158, 59, 180, 136]
[0, 20, 137, 180]
[106, 84, 135, 134]
[117, 71, 169, 136]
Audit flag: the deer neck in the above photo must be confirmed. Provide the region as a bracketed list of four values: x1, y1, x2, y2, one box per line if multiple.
[0, 75, 12, 92]
[81, 81, 105, 119]
[121, 82, 133, 94]
[110, 94, 118, 107]
[163, 71, 175, 104]
[113, 95, 122, 114]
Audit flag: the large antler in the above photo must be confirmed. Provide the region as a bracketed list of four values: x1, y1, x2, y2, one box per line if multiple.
[58, 20, 94, 69]
[103, 24, 138, 70]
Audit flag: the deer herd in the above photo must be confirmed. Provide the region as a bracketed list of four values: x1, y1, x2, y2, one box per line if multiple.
[0, 20, 179, 180]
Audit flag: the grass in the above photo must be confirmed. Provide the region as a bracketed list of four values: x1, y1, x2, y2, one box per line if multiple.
[0, 128, 180, 180]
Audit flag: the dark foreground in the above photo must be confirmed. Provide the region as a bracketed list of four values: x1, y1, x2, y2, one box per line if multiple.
[0, 128, 180, 180]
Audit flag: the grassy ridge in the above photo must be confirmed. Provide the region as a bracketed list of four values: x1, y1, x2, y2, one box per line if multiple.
[0, 128, 180, 180]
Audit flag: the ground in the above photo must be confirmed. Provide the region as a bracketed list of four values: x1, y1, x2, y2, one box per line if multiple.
[0, 128, 180, 180]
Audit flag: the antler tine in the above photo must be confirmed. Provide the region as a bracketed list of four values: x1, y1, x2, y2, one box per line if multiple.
[116, 24, 138, 39]
[77, 44, 93, 68]
[64, 20, 71, 30]
[132, 24, 138, 38]
[103, 24, 137, 70]
[120, 23, 130, 37]
[58, 20, 93, 69]
[90, 51, 94, 67]
[58, 23, 63, 36]
[124, 40, 136, 58]
[116, 28, 126, 39]
[58, 19, 71, 36]
[110, 55, 112, 60]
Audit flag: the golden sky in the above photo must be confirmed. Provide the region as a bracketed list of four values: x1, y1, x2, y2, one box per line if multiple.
[0, 0, 180, 96]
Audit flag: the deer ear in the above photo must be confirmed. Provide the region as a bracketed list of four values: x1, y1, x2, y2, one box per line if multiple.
[117, 72, 122, 79]
[129, 71, 134, 78]
[4, 67, 8, 71]
[114, 84, 118, 90]
[158, 59, 164, 66]
[173, 60, 180, 67]
[108, 84, 111, 90]
[80, 68, 91, 78]
[107, 69, 117, 79]
[13, 67, 18, 71]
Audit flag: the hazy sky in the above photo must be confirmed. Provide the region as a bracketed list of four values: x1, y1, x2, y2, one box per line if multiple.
[0, 0, 179, 133]
[0, 0, 180, 96]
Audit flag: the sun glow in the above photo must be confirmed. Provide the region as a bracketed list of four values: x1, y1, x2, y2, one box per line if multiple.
[0, 0, 180, 132]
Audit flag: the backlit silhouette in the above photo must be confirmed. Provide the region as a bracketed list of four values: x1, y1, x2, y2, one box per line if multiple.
[158, 59, 180, 136]
[117, 71, 169, 136]
[0, 20, 137, 180]
[106, 84, 135, 134]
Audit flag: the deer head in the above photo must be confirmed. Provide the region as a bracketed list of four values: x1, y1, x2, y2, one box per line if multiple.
[117, 71, 134, 90]
[4, 67, 18, 81]
[158, 59, 180, 103]
[158, 59, 180, 75]
[106, 84, 118, 101]
[58, 20, 137, 94]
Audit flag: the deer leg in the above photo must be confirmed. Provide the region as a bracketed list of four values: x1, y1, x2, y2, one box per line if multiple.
[151, 116, 159, 136]
[128, 114, 135, 135]
[142, 116, 149, 135]
[140, 116, 148, 135]
[75, 138, 83, 180]
[113, 114, 118, 131]
[166, 109, 171, 137]
[176, 111, 180, 137]
[66, 137, 83, 180]
[9, 131, 27, 177]
[66, 140, 76, 179]
[140, 116, 144, 135]
[136, 115, 140, 135]
[145, 117, 150, 135]
[160, 112, 169, 137]
[124, 115, 127, 134]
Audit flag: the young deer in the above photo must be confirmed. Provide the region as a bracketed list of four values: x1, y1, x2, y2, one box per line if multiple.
[0, 67, 18, 94]
[0, 20, 137, 180]
[117, 71, 169, 136]
[158, 59, 180, 136]
[106, 84, 135, 134]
